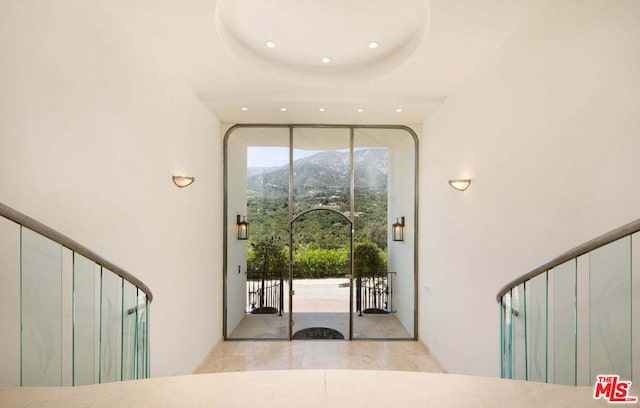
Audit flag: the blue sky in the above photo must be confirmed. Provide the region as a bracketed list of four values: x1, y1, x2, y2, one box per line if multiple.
[247, 147, 326, 168]
[246, 146, 381, 167]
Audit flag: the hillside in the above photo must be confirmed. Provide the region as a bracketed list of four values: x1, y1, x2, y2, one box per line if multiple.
[246, 148, 389, 250]
[247, 148, 388, 197]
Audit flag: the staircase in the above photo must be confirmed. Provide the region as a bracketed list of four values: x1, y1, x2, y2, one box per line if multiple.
[497, 218, 640, 386]
[0, 202, 153, 386]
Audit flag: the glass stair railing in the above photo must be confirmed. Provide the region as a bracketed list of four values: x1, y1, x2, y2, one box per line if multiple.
[497, 219, 640, 386]
[0, 202, 152, 386]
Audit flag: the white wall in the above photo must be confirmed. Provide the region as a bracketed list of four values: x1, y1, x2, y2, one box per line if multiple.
[419, 0, 640, 377]
[225, 130, 249, 335]
[387, 131, 417, 335]
[0, 0, 222, 376]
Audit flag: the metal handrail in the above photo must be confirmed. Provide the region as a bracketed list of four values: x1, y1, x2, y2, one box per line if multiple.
[0, 201, 153, 302]
[496, 218, 640, 303]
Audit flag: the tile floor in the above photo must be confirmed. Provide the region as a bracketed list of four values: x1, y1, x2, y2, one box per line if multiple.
[195, 340, 446, 374]
[228, 312, 412, 339]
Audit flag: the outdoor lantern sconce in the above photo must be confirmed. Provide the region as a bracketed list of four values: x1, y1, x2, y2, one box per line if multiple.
[449, 179, 471, 191]
[236, 215, 249, 240]
[172, 175, 195, 188]
[392, 217, 405, 242]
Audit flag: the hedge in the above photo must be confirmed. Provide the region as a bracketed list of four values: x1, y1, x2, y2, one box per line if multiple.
[247, 241, 386, 279]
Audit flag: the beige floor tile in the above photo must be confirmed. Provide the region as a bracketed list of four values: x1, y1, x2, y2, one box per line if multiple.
[268, 340, 305, 356]
[370, 341, 429, 357]
[199, 356, 250, 373]
[303, 340, 341, 357]
[232, 341, 273, 356]
[413, 355, 446, 373]
[197, 339, 442, 375]
[339, 355, 378, 370]
[246, 354, 300, 371]
[374, 354, 421, 372]
[208, 341, 239, 358]
[302, 356, 342, 370]
[337, 341, 375, 358]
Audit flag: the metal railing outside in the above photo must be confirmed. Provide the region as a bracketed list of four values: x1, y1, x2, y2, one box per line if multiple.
[246, 278, 284, 315]
[244, 272, 398, 318]
[356, 272, 396, 315]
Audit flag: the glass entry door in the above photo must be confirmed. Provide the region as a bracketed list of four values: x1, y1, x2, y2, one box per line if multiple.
[224, 125, 417, 341]
[290, 210, 352, 340]
[290, 127, 352, 340]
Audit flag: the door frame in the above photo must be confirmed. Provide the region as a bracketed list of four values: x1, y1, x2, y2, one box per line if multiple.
[289, 208, 354, 340]
[222, 124, 419, 341]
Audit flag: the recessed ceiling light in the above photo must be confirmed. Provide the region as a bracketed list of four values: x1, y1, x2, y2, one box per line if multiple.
[368, 41, 379, 49]
[240, 107, 248, 111]
[395, 108, 403, 113]
[357, 108, 364, 113]
[318, 108, 326, 112]
[280, 107, 288, 112]
[265, 40, 276, 48]
[321, 57, 331, 64]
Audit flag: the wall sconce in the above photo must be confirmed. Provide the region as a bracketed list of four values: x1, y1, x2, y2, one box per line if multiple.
[392, 217, 405, 242]
[236, 215, 249, 240]
[172, 175, 195, 188]
[448, 179, 471, 191]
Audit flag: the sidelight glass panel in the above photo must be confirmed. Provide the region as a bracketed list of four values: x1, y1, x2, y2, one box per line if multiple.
[590, 237, 631, 380]
[226, 127, 290, 339]
[526, 272, 547, 382]
[100, 269, 122, 383]
[353, 128, 416, 339]
[121, 281, 137, 380]
[21, 228, 62, 386]
[552, 260, 576, 385]
[73, 254, 98, 385]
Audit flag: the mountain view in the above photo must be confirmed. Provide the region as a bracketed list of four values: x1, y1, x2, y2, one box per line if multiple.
[247, 148, 388, 243]
[247, 148, 388, 198]
[246, 148, 389, 279]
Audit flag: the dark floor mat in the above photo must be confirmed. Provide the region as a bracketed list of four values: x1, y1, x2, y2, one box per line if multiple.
[292, 327, 345, 340]
[362, 308, 389, 314]
[250, 307, 279, 314]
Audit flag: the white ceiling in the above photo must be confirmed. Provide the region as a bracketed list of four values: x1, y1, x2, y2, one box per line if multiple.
[102, 0, 547, 125]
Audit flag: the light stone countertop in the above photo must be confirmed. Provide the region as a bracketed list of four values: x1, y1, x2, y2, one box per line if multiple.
[0, 370, 615, 407]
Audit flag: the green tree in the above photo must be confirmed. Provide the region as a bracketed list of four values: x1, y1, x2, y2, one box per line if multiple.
[247, 238, 287, 280]
[354, 241, 386, 278]
[366, 224, 387, 250]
